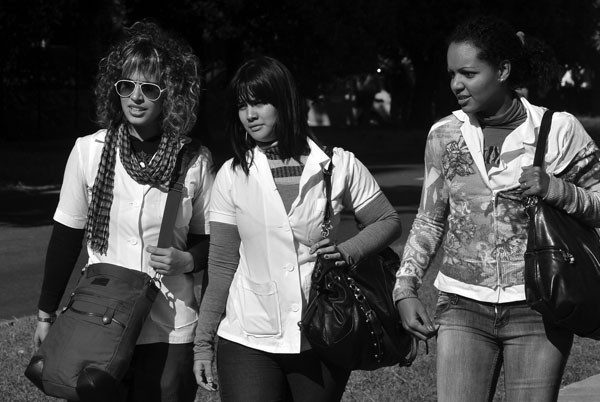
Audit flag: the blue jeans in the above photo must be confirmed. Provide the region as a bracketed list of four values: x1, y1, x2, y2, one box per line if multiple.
[435, 292, 573, 402]
[216, 337, 351, 402]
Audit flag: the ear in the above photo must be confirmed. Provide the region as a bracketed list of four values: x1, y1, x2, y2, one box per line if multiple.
[498, 60, 511, 83]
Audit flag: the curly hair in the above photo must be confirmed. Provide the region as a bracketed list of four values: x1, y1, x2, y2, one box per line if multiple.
[86, 21, 201, 255]
[448, 15, 560, 93]
[225, 56, 316, 174]
[94, 20, 200, 139]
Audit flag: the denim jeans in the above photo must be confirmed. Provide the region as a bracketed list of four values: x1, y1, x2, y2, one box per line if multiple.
[216, 337, 351, 402]
[434, 292, 573, 402]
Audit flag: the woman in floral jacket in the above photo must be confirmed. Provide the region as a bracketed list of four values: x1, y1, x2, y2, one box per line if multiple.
[394, 15, 600, 402]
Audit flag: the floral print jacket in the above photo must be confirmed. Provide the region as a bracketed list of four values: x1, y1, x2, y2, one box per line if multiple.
[393, 97, 600, 303]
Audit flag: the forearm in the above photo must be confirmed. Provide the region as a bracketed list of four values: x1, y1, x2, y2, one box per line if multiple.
[187, 234, 210, 273]
[38, 221, 84, 314]
[545, 175, 600, 227]
[194, 222, 240, 361]
[393, 209, 447, 302]
[337, 193, 401, 265]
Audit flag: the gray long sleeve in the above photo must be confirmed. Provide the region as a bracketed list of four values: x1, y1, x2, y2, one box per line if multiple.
[194, 221, 241, 361]
[336, 192, 402, 265]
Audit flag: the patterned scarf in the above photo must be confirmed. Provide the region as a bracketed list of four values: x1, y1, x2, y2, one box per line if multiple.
[85, 125, 181, 255]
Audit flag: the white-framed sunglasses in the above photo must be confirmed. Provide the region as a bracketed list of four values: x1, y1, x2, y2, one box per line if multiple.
[114, 79, 166, 101]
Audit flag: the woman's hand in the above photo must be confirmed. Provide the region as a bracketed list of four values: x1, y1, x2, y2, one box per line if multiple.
[309, 238, 348, 267]
[147, 246, 194, 276]
[33, 322, 51, 353]
[519, 166, 550, 197]
[194, 359, 218, 392]
[396, 298, 438, 341]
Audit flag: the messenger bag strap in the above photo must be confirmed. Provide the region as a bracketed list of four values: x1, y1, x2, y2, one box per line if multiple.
[157, 143, 194, 248]
[533, 110, 555, 168]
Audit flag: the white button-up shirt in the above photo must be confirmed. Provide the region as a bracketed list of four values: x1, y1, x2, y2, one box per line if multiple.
[54, 130, 214, 344]
[211, 139, 381, 353]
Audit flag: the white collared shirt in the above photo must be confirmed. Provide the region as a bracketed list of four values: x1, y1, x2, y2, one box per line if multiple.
[54, 129, 214, 343]
[211, 139, 381, 353]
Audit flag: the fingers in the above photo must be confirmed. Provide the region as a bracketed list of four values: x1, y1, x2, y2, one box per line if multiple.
[397, 299, 438, 341]
[194, 360, 218, 392]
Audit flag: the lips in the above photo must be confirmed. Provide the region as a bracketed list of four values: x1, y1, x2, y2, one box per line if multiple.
[128, 106, 147, 117]
[456, 95, 470, 106]
[248, 124, 263, 132]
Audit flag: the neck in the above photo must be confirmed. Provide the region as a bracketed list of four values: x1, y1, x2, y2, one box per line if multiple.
[476, 93, 516, 120]
[128, 123, 161, 141]
[256, 139, 277, 149]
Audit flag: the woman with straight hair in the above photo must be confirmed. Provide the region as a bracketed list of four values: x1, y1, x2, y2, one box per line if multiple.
[193, 56, 402, 402]
[395, 15, 600, 402]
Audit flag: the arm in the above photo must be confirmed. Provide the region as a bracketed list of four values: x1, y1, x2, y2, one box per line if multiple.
[35, 222, 84, 351]
[393, 133, 448, 340]
[193, 221, 240, 390]
[336, 193, 402, 264]
[148, 148, 215, 275]
[544, 142, 600, 227]
[520, 115, 600, 227]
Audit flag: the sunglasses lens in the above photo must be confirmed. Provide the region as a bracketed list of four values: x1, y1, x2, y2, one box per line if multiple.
[115, 80, 135, 97]
[141, 83, 161, 100]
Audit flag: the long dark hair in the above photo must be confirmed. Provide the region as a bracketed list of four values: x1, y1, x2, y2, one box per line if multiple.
[225, 56, 315, 174]
[448, 15, 560, 94]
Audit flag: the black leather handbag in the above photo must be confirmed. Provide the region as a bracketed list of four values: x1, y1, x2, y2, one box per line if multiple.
[524, 110, 600, 339]
[25, 143, 198, 401]
[299, 150, 415, 370]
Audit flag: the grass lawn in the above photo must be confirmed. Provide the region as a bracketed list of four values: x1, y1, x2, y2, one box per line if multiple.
[4, 263, 600, 402]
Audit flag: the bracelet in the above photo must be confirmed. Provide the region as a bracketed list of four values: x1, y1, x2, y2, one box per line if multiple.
[37, 315, 56, 324]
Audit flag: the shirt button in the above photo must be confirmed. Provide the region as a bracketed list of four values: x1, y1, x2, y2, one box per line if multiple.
[291, 304, 300, 312]
[128, 238, 138, 245]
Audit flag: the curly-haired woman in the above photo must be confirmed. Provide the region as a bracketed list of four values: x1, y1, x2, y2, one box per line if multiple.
[33, 21, 214, 401]
[395, 15, 600, 402]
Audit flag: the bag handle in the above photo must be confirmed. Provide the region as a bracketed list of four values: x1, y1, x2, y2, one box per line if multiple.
[533, 110, 555, 168]
[320, 146, 334, 239]
[157, 143, 195, 248]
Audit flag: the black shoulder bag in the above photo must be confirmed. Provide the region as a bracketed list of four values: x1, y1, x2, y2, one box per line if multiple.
[25, 143, 199, 401]
[524, 110, 600, 339]
[299, 148, 416, 371]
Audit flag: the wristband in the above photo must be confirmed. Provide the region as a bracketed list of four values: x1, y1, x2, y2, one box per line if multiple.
[37, 315, 56, 324]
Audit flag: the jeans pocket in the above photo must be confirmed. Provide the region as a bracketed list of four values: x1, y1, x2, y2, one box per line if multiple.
[434, 291, 458, 323]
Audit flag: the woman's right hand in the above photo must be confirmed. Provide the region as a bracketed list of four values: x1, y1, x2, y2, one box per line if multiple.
[33, 322, 51, 353]
[194, 359, 218, 392]
[396, 298, 438, 341]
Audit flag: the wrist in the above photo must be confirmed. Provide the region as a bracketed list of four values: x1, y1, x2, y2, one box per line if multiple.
[37, 312, 57, 324]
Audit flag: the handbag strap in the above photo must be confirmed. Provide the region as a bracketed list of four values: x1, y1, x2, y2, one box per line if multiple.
[157, 143, 195, 248]
[533, 110, 555, 168]
[320, 146, 334, 239]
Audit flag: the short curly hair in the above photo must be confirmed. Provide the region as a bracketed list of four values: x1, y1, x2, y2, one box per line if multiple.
[94, 21, 200, 139]
[448, 15, 559, 93]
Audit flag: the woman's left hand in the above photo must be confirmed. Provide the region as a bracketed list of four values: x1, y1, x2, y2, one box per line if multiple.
[147, 246, 194, 276]
[519, 166, 550, 197]
[309, 238, 348, 267]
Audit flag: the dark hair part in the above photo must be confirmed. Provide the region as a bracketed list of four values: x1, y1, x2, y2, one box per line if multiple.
[95, 20, 200, 139]
[448, 15, 560, 93]
[226, 56, 314, 174]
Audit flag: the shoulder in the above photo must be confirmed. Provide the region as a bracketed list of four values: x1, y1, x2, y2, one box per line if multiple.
[429, 113, 463, 136]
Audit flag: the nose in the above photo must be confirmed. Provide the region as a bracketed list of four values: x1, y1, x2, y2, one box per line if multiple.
[130, 83, 144, 102]
[246, 106, 257, 121]
[450, 75, 463, 93]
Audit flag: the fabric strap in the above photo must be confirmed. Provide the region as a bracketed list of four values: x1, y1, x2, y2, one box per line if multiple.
[157, 144, 194, 248]
[533, 110, 555, 167]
